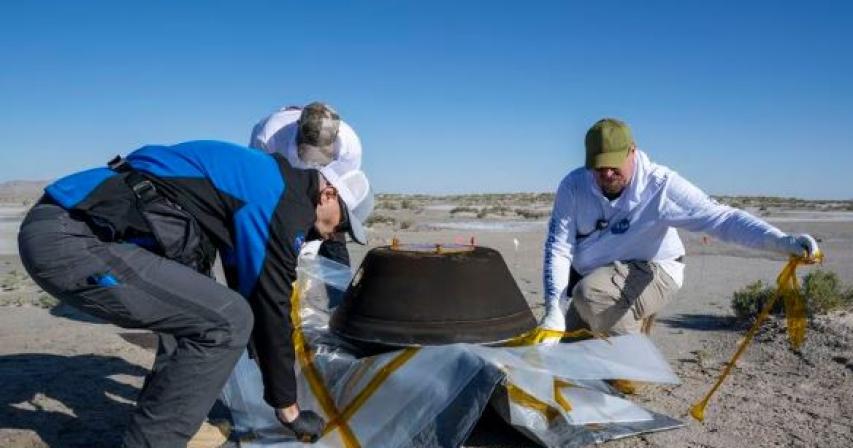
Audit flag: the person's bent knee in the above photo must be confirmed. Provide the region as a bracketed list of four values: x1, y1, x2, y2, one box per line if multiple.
[572, 277, 611, 316]
[222, 298, 253, 348]
[573, 266, 616, 301]
[573, 280, 598, 306]
[573, 305, 636, 335]
[201, 296, 253, 349]
[572, 272, 625, 334]
[570, 297, 607, 333]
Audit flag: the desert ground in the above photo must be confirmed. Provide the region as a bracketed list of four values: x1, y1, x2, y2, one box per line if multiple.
[1, 189, 851, 447]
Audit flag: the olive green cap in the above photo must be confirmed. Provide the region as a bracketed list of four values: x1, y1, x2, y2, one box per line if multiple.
[585, 118, 634, 169]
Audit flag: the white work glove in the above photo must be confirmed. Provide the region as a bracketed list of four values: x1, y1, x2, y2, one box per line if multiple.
[538, 299, 567, 345]
[776, 234, 821, 259]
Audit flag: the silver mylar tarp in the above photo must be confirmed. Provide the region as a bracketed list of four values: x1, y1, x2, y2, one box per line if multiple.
[220, 251, 684, 447]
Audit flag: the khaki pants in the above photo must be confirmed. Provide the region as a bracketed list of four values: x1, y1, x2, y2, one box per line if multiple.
[567, 261, 679, 335]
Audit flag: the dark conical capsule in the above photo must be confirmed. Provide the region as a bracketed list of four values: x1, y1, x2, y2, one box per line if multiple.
[330, 245, 537, 348]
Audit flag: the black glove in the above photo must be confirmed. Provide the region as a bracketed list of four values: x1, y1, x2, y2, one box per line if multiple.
[275, 409, 325, 443]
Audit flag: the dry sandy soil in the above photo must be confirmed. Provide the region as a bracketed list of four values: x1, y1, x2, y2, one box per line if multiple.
[1, 195, 851, 447]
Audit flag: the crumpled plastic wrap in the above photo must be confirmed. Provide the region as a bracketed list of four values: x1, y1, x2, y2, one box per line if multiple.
[220, 252, 684, 447]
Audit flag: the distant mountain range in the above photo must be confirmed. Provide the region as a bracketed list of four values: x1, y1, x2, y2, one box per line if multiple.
[0, 180, 49, 204]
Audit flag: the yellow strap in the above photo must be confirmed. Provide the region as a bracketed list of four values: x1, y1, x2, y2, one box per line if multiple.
[340, 356, 379, 400]
[553, 379, 574, 412]
[778, 259, 807, 349]
[507, 383, 561, 422]
[324, 348, 420, 435]
[507, 378, 574, 420]
[291, 282, 421, 446]
[690, 252, 823, 421]
[290, 283, 360, 448]
[503, 327, 608, 347]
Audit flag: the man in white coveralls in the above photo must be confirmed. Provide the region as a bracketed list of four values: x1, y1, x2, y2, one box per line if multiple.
[539, 118, 820, 342]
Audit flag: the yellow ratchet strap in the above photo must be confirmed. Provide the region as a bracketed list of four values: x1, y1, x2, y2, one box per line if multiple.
[690, 252, 823, 421]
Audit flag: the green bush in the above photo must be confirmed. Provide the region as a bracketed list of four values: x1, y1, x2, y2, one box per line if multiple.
[476, 206, 512, 219]
[802, 270, 853, 314]
[37, 294, 59, 309]
[514, 208, 549, 219]
[731, 269, 853, 320]
[364, 214, 396, 227]
[376, 200, 399, 210]
[731, 280, 781, 320]
[449, 206, 478, 215]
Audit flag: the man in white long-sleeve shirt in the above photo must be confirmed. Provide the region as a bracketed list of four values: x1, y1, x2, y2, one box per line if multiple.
[540, 118, 820, 340]
[250, 103, 362, 172]
[249, 102, 363, 270]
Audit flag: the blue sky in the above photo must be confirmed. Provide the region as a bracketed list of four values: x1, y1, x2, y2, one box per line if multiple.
[1, 1, 851, 198]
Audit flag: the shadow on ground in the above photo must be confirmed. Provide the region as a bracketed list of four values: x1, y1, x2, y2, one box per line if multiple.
[0, 353, 147, 447]
[658, 313, 742, 332]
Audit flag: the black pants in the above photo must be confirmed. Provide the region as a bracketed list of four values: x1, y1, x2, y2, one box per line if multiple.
[18, 202, 253, 448]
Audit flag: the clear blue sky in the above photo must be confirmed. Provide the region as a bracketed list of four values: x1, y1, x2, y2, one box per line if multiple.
[1, 1, 851, 199]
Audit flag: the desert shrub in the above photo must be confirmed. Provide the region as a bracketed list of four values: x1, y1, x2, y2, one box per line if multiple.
[731, 269, 853, 320]
[400, 199, 415, 209]
[1, 270, 28, 292]
[376, 200, 399, 210]
[476, 206, 512, 219]
[364, 214, 396, 227]
[449, 206, 478, 215]
[399, 220, 414, 230]
[731, 280, 781, 320]
[37, 294, 59, 309]
[514, 208, 549, 219]
[0, 296, 25, 306]
[802, 270, 853, 314]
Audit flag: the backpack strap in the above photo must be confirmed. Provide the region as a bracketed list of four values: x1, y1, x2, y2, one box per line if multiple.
[107, 155, 160, 203]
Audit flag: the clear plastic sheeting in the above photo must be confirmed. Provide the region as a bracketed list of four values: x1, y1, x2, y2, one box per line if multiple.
[221, 252, 684, 447]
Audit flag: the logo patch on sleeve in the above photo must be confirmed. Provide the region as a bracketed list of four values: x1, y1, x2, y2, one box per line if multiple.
[293, 231, 306, 252]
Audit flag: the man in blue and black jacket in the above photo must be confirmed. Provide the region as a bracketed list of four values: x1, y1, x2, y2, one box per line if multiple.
[18, 140, 374, 447]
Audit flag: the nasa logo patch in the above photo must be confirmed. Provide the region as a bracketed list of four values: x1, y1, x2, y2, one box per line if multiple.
[293, 231, 306, 252]
[611, 218, 631, 234]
